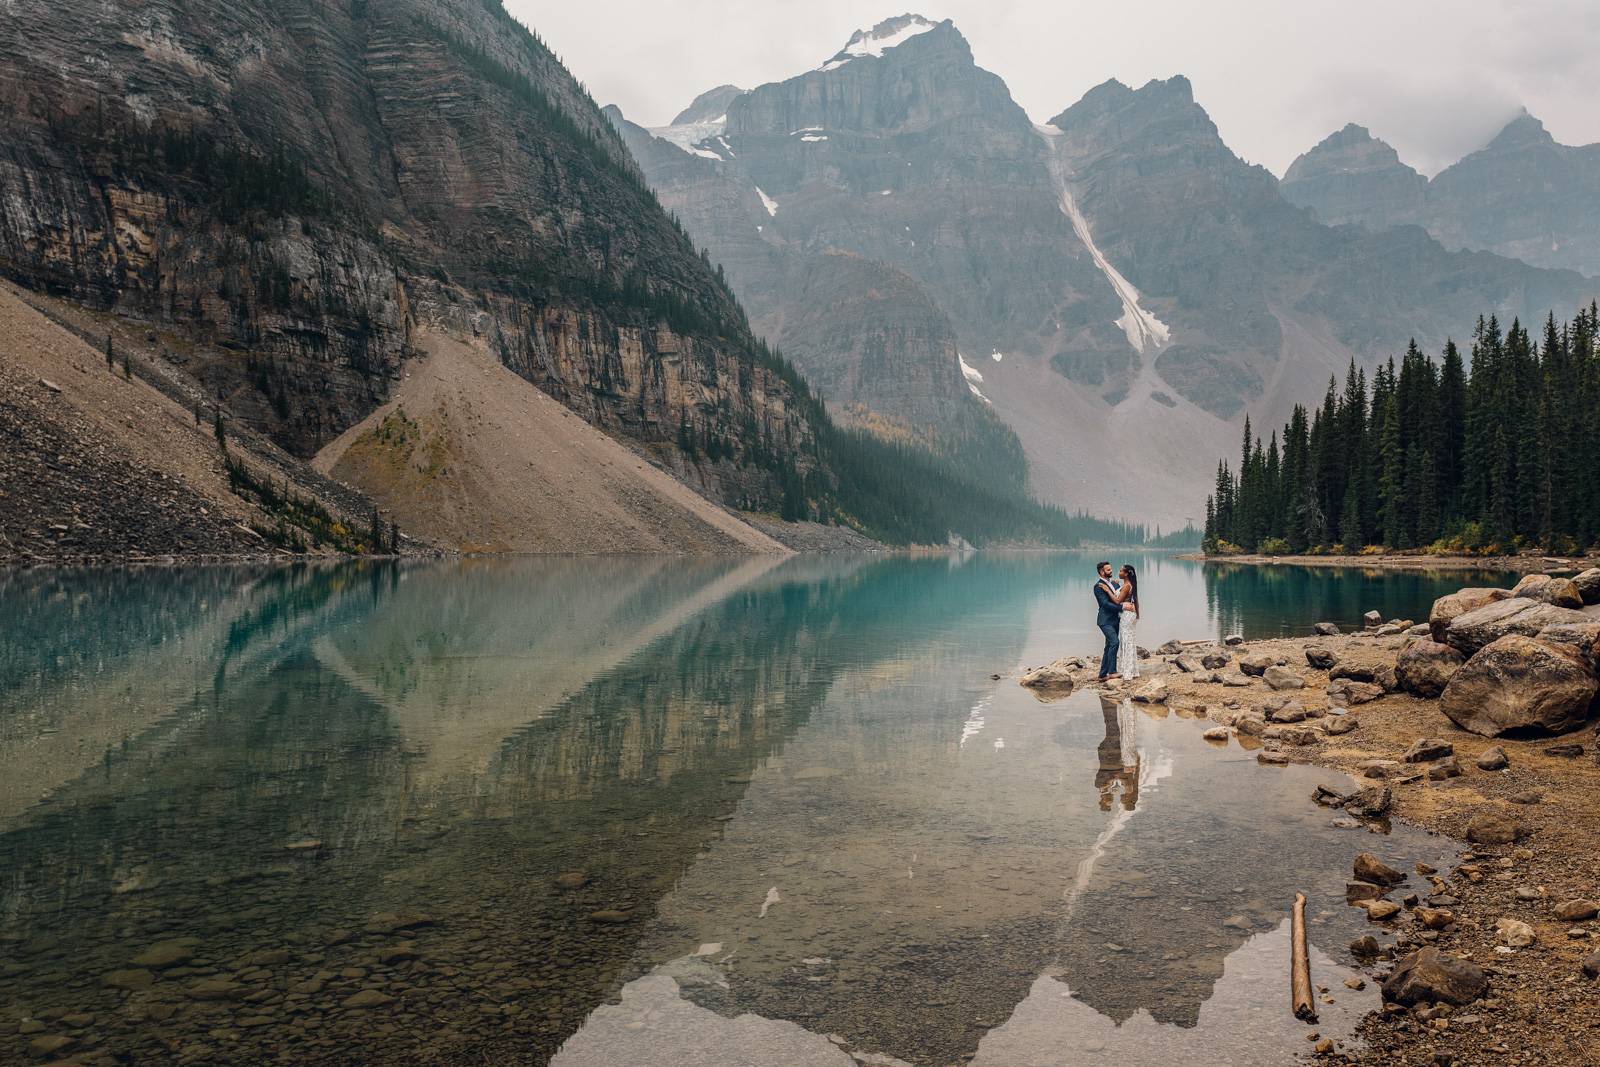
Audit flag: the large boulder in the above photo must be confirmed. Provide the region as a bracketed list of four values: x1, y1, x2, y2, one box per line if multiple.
[1382, 947, 1488, 1006]
[1512, 574, 1585, 609]
[1395, 640, 1466, 698]
[1264, 666, 1306, 690]
[1441, 635, 1598, 736]
[1444, 597, 1593, 656]
[1536, 621, 1600, 672]
[1429, 587, 1511, 642]
[1573, 568, 1600, 605]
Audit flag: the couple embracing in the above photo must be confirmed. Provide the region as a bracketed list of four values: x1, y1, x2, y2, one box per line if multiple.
[1092, 561, 1141, 682]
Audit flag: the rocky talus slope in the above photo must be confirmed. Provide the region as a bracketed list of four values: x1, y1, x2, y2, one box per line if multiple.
[0, 282, 393, 562]
[1021, 567, 1600, 1064]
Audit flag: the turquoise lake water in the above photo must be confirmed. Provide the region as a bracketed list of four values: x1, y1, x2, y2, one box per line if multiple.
[0, 554, 1508, 1065]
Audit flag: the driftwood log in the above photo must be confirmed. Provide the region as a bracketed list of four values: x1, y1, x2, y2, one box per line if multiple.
[1291, 891, 1317, 1021]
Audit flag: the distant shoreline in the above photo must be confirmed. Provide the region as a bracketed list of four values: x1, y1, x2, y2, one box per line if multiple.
[1175, 551, 1596, 574]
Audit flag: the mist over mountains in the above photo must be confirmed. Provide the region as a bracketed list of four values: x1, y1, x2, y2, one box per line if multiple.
[609, 14, 1596, 526]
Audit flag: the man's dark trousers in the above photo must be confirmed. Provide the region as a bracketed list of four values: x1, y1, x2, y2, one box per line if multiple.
[1098, 618, 1120, 678]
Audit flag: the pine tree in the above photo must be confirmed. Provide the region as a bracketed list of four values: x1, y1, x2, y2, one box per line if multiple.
[214, 409, 227, 451]
[105, 334, 115, 371]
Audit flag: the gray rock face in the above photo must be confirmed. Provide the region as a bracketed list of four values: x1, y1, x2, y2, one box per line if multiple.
[1281, 124, 1427, 231]
[1395, 640, 1466, 698]
[0, 0, 823, 511]
[1444, 598, 1593, 657]
[1430, 587, 1513, 642]
[1284, 111, 1600, 277]
[615, 21, 1591, 525]
[1441, 635, 1599, 736]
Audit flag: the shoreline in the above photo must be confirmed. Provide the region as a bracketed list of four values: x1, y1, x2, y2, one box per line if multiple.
[1020, 592, 1600, 1063]
[1178, 551, 1596, 574]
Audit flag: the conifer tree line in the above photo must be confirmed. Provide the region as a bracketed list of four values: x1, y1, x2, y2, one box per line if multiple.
[1205, 304, 1600, 555]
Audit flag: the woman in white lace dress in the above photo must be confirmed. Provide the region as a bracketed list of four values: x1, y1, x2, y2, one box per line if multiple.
[1116, 564, 1141, 680]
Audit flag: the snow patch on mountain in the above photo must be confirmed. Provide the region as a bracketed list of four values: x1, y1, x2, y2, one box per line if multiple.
[755, 187, 778, 217]
[818, 14, 938, 71]
[958, 352, 991, 402]
[648, 116, 728, 153]
[1035, 124, 1171, 355]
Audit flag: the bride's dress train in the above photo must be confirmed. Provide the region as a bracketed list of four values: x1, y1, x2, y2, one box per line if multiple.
[1117, 610, 1139, 679]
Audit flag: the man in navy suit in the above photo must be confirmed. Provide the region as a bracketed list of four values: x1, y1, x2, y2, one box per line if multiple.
[1094, 561, 1122, 680]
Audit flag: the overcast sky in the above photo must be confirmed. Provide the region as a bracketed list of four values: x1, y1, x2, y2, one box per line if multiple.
[515, 0, 1600, 176]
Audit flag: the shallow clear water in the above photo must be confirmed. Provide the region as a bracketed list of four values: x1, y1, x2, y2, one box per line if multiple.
[0, 554, 1505, 1065]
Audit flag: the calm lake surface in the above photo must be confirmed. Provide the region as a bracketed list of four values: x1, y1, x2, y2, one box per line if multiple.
[0, 553, 1510, 1065]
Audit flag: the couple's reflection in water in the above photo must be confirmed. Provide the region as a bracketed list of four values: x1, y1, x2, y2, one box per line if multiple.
[1095, 693, 1141, 812]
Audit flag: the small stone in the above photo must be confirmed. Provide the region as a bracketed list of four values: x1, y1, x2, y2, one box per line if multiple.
[132, 940, 196, 969]
[1582, 950, 1600, 979]
[1344, 784, 1392, 818]
[1264, 666, 1306, 690]
[27, 1035, 76, 1058]
[1475, 746, 1509, 771]
[377, 942, 419, 964]
[1324, 715, 1358, 736]
[185, 979, 247, 1001]
[283, 838, 322, 851]
[1544, 743, 1584, 758]
[1305, 646, 1340, 670]
[1344, 976, 1365, 990]
[1223, 914, 1251, 930]
[586, 909, 635, 924]
[1225, 634, 1244, 646]
[1315, 1038, 1334, 1054]
[17, 1020, 45, 1035]
[1466, 811, 1524, 844]
[1381, 947, 1489, 1006]
[1514, 885, 1542, 901]
[1364, 610, 1383, 627]
[1403, 738, 1454, 763]
[1354, 852, 1406, 886]
[104, 968, 155, 990]
[1507, 790, 1542, 805]
[38, 378, 62, 393]
[341, 989, 396, 1009]
[1414, 907, 1455, 930]
[1201, 726, 1229, 742]
[1427, 756, 1462, 780]
[1554, 899, 1600, 922]
[1363, 900, 1402, 921]
[554, 871, 589, 890]
[1349, 934, 1381, 958]
[1257, 751, 1289, 765]
[1495, 917, 1536, 947]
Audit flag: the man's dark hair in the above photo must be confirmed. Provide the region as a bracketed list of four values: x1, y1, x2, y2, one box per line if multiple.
[1096, 560, 1110, 572]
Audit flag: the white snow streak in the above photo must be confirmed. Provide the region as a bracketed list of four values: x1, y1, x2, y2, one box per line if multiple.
[685, 145, 723, 161]
[958, 353, 991, 403]
[800, 134, 828, 142]
[1035, 125, 1171, 355]
[755, 187, 778, 217]
[759, 887, 782, 918]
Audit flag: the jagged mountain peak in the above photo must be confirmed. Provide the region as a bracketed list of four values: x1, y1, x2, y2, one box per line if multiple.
[818, 13, 953, 71]
[672, 84, 745, 125]
[1482, 108, 1554, 151]
[1283, 123, 1418, 184]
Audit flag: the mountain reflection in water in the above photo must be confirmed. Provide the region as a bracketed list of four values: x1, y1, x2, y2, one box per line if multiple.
[0, 555, 1459, 1065]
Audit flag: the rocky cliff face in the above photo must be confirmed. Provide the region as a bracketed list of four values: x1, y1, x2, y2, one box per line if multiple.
[1279, 124, 1427, 230]
[1283, 112, 1600, 278]
[0, 0, 819, 509]
[619, 16, 1590, 525]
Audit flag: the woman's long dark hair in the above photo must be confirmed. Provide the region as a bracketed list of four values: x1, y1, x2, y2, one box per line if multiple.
[1121, 564, 1140, 618]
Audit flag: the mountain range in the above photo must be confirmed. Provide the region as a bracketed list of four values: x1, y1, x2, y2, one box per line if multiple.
[1282, 112, 1600, 277]
[609, 15, 1596, 525]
